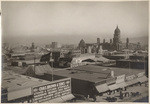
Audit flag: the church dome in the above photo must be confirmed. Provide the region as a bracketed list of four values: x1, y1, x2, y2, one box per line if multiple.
[79, 39, 86, 48]
[114, 25, 120, 34]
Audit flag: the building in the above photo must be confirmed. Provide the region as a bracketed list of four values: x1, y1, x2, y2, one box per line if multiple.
[25, 64, 52, 76]
[51, 42, 58, 49]
[116, 54, 148, 77]
[126, 38, 129, 49]
[30, 42, 35, 52]
[2, 70, 74, 103]
[61, 44, 77, 50]
[78, 26, 123, 53]
[78, 39, 86, 54]
[103, 53, 131, 60]
[37, 65, 148, 98]
[78, 26, 143, 53]
[70, 53, 116, 68]
[113, 26, 122, 51]
[116, 59, 148, 69]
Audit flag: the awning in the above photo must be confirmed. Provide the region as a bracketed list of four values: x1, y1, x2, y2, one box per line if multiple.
[106, 78, 116, 85]
[131, 79, 139, 84]
[116, 82, 127, 88]
[108, 84, 119, 91]
[61, 94, 74, 102]
[126, 81, 133, 86]
[137, 76, 148, 83]
[48, 97, 64, 103]
[126, 78, 139, 86]
[95, 83, 109, 93]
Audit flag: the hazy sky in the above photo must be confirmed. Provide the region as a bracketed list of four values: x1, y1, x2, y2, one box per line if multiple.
[2, 1, 149, 45]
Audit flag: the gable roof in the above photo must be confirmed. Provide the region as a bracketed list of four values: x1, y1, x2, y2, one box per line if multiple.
[26, 64, 52, 76]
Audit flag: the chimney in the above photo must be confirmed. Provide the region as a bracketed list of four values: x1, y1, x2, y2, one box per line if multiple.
[111, 71, 114, 77]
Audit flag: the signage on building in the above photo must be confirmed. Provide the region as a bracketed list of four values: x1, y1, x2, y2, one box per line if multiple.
[126, 74, 136, 81]
[32, 78, 71, 103]
[116, 74, 125, 83]
[137, 72, 145, 77]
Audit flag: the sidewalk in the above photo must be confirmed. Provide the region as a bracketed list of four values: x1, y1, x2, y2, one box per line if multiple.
[96, 83, 148, 102]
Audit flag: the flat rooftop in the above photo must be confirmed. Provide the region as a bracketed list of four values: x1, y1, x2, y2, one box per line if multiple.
[117, 59, 146, 62]
[2, 70, 50, 92]
[112, 53, 133, 56]
[50, 65, 143, 83]
[71, 65, 142, 76]
[3, 66, 28, 75]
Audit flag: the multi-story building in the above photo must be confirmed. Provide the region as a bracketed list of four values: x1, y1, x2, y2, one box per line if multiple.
[113, 26, 122, 51]
[51, 42, 58, 49]
[78, 26, 142, 53]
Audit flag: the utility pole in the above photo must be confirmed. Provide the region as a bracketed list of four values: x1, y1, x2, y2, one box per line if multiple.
[129, 60, 130, 73]
[34, 55, 36, 76]
[52, 61, 53, 81]
[144, 55, 145, 75]
[127, 50, 131, 74]
[50, 52, 54, 81]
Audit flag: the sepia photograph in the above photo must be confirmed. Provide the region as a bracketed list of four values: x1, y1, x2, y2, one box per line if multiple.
[1, 0, 149, 103]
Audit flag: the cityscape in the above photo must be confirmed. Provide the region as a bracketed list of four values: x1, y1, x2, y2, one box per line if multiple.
[1, 1, 149, 103]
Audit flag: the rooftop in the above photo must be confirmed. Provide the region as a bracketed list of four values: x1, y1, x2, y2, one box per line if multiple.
[118, 59, 147, 62]
[112, 54, 133, 57]
[71, 65, 142, 76]
[2, 70, 50, 92]
[50, 65, 142, 83]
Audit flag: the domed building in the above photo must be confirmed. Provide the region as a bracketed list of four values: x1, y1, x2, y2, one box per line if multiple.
[113, 26, 122, 51]
[78, 39, 86, 54]
[77, 26, 138, 54]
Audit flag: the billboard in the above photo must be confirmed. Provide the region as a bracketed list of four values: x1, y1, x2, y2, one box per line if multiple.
[32, 78, 71, 103]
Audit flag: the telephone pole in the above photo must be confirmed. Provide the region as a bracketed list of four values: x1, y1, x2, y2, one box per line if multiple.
[50, 52, 54, 81]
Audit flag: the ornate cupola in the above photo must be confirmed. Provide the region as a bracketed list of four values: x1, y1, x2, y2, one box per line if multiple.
[114, 25, 121, 35]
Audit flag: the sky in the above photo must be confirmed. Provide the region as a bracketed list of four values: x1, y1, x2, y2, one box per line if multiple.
[1, 1, 149, 46]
